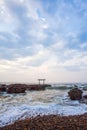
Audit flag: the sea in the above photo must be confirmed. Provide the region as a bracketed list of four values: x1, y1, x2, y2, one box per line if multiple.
[0, 82, 87, 127]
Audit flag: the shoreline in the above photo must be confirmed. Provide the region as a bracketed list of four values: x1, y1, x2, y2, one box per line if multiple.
[0, 113, 87, 130]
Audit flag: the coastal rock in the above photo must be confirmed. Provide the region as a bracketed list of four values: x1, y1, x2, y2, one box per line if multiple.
[27, 84, 47, 90]
[7, 84, 26, 93]
[83, 87, 87, 90]
[0, 84, 7, 92]
[68, 88, 83, 100]
[83, 95, 87, 99]
[6, 84, 50, 93]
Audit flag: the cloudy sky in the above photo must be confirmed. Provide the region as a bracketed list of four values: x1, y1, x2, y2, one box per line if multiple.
[0, 0, 87, 83]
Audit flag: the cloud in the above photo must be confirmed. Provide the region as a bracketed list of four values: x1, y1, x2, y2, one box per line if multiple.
[0, 0, 87, 82]
[0, 1, 19, 32]
[0, 34, 7, 41]
[80, 42, 87, 49]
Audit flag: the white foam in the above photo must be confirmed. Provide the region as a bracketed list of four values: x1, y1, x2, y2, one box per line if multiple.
[0, 103, 87, 127]
[0, 89, 87, 127]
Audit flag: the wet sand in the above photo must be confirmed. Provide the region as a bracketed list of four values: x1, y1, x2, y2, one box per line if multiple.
[0, 113, 87, 130]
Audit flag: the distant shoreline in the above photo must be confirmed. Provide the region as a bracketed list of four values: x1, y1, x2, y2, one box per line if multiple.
[0, 81, 87, 84]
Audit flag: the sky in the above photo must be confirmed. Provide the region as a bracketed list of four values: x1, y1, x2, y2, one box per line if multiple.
[0, 0, 87, 83]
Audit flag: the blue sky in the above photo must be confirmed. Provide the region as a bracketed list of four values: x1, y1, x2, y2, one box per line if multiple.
[0, 0, 87, 83]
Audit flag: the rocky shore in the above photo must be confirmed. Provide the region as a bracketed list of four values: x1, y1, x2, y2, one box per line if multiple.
[0, 84, 51, 93]
[0, 113, 87, 130]
[0, 84, 87, 129]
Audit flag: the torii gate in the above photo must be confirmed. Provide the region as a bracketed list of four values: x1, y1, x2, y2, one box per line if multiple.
[38, 79, 46, 85]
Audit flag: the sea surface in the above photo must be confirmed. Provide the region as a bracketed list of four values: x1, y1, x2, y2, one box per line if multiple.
[0, 83, 87, 127]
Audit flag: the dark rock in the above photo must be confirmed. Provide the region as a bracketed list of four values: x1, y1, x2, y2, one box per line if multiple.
[6, 83, 51, 93]
[83, 87, 87, 90]
[7, 84, 26, 93]
[83, 95, 87, 99]
[68, 88, 83, 100]
[0, 84, 7, 92]
[27, 84, 46, 90]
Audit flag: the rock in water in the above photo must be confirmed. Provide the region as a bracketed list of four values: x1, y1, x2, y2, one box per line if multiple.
[0, 84, 7, 92]
[7, 84, 26, 93]
[83, 95, 87, 99]
[68, 88, 83, 100]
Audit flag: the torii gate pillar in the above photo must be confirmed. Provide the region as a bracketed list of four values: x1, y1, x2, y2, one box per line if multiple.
[38, 79, 46, 85]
